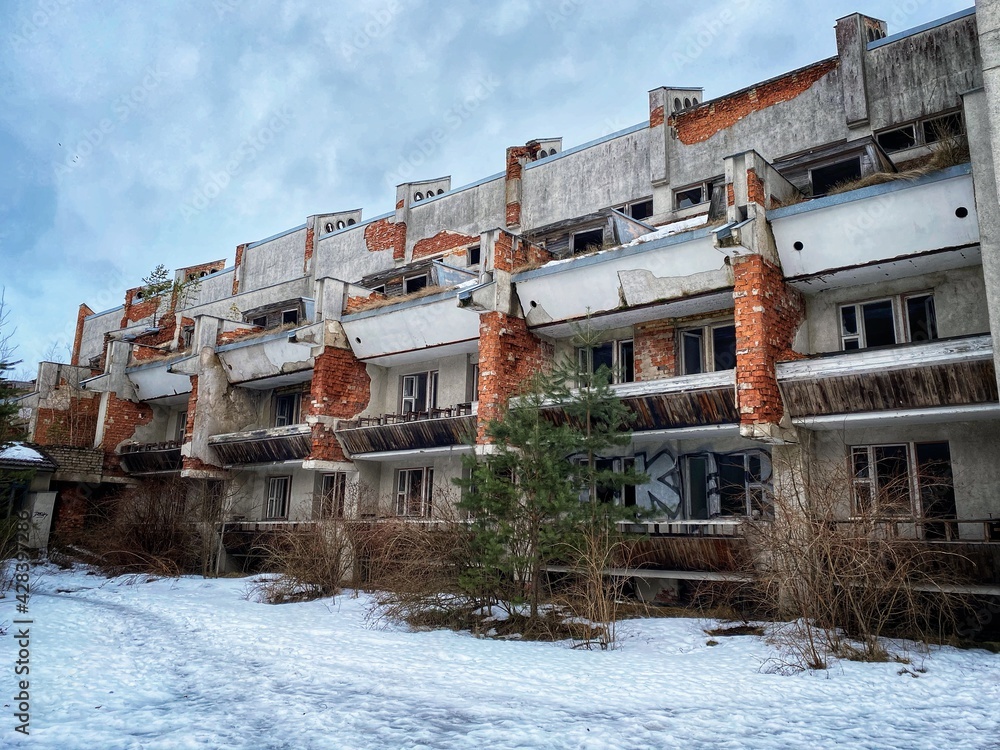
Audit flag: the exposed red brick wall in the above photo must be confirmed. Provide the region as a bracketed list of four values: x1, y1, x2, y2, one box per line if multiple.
[364, 217, 407, 261]
[726, 183, 736, 208]
[34, 397, 99, 448]
[634, 320, 676, 381]
[178, 260, 226, 281]
[492, 231, 551, 273]
[477, 312, 550, 441]
[307, 347, 372, 461]
[101, 394, 154, 471]
[412, 230, 478, 260]
[505, 143, 541, 229]
[121, 287, 161, 327]
[395, 199, 405, 210]
[70, 304, 94, 367]
[233, 242, 249, 295]
[670, 58, 839, 145]
[130, 313, 179, 362]
[304, 224, 315, 272]
[649, 105, 665, 128]
[732, 255, 804, 426]
[184, 376, 198, 442]
[217, 327, 259, 346]
[345, 293, 387, 314]
[747, 168, 766, 207]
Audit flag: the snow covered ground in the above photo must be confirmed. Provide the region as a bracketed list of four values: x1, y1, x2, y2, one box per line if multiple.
[2, 565, 999, 750]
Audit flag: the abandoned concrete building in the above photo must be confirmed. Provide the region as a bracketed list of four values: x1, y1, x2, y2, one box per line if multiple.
[13, 6, 1000, 589]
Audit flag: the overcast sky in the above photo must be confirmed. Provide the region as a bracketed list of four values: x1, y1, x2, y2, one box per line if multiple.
[0, 0, 972, 376]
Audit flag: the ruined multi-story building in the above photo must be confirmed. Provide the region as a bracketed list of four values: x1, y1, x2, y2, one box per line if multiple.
[14, 6, 1000, 588]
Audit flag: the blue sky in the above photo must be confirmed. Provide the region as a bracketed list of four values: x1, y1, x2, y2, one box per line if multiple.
[0, 0, 971, 376]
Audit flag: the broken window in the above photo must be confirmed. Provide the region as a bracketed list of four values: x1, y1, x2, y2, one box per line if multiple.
[467, 245, 481, 266]
[400, 371, 438, 415]
[282, 309, 299, 326]
[396, 467, 434, 517]
[923, 113, 963, 143]
[810, 157, 862, 195]
[674, 184, 706, 210]
[404, 274, 428, 294]
[252, 316, 267, 328]
[265, 476, 291, 519]
[592, 457, 637, 506]
[840, 294, 936, 350]
[876, 125, 916, 153]
[571, 228, 604, 254]
[274, 393, 301, 427]
[467, 361, 480, 403]
[577, 339, 634, 385]
[684, 451, 771, 519]
[614, 199, 654, 221]
[680, 323, 736, 374]
[317, 472, 347, 519]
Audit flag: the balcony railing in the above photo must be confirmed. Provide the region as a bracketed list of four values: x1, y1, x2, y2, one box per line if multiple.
[337, 405, 477, 456]
[118, 441, 183, 475]
[208, 424, 312, 465]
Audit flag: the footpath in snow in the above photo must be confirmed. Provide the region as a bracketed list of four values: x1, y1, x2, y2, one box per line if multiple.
[1, 564, 999, 750]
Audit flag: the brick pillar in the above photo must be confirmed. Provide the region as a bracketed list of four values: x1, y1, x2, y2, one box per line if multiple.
[307, 347, 371, 461]
[477, 312, 549, 441]
[101, 394, 154, 472]
[491, 231, 551, 273]
[505, 143, 541, 230]
[633, 320, 676, 381]
[303, 223, 315, 274]
[732, 254, 804, 428]
[233, 242, 249, 295]
[70, 304, 94, 367]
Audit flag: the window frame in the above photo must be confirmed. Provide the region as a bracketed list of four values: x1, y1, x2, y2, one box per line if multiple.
[395, 467, 434, 517]
[571, 227, 605, 255]
[673, 182, 709, 210]
[682, 451, 771, 519]
[400, 370, 439, 415]
[678, 321, 737, 375]
[318, 472, 347, 519]
[577, 338, 634, 385]
[839, 292, 937, 351]
[273, 392, 302, 427]
[265, 475, 291, 520]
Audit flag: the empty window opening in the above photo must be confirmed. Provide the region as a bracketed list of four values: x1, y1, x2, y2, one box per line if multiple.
[251, 316, 267, 328]
[404, 274, 428, 294]
[811, 157, 862, 195]
[905, 294, 937, 342]
[684, 451, 770, 519]
[265, 476, 291, 520]
[467, 245, 481, 266]
[325, 222, 334, 233]
[572, 228, 604, 254]
[175, 410, 187, 443]
[628, 199, 654, 221]
[674, 184, 706, 210]
[673, 97, 682, 111]
[593, 457, 637, 506]
[414, 191, 423, 201]
[282, 309, 299, 326]
[336, 220, 346, 230]
[924, 113, 963, 143]
[876, 125, 916, 153]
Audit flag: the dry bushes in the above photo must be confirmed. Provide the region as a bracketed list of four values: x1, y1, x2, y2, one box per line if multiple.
[247, 520, 353, 604]
[746, 457, 970, 669]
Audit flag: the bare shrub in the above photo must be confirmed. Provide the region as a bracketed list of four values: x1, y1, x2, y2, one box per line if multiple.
[747, 453, 970, 669]
[247, 519, 353, 604]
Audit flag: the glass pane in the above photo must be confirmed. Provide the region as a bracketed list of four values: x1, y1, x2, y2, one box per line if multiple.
[682, 330, 703, 374]
[712, 325, 737, 371]
[852, 448, 870, 479]
[861, 300, 895, 347]
[906, 295, 937, 342]
[844, 338, 860, 350]
[592, 343, 614, 382]
[618, 341, 634, 383]
[915, 442, 955, 522]
[874, 445, 910, 513]
[687, 456, 709, 520]
[841, 306, 858, 336]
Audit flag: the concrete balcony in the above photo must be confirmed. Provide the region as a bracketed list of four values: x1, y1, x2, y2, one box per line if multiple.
[513, 223, 734, 333]
[778, 334, 999, 428]
[341, 288, 481, 366]
[118, 441, 183, 475]
[771, 164, 981, 291]
[125, 355, 193, 403]
[208, 424, 312, 465]
[215, 321, 322, 389]
[336, 406, 477, 459]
